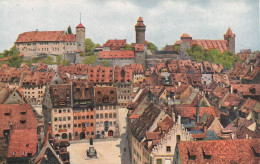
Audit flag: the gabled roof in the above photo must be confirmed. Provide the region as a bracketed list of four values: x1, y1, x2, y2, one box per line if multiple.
[16, 31, 76, 43]
[191, 39, 228, 53]
[131, 103, 161, 142]
[0, 104, 38, 138]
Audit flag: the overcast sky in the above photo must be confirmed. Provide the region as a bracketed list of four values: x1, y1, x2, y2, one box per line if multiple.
[0, 0, 259, 52]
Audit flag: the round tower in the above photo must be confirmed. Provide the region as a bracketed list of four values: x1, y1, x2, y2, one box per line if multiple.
[224, 27, 235, 53]
[76, 23, 85, 52]
[135, 17, 146, 44]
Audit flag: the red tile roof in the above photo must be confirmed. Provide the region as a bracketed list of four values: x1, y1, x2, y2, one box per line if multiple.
[114, 64, 143, 83]
[103, 39, 126, 48]
[191, 39, 228, 53]
[177, 139, 259, 164]
[0, 104, 38, 138]
[7, 129, 38, 157]
[180, 33, 192, 38]
[76, 23, 85, 28]
[176, 106, 217, 119]
[99, 50, 134, 59]
[239, 98, 258, 115]
[88, 65, 113, 83]
[16, 31, 76, 43]
[135, 17, 146, 27]
[137, 17, 143, 22]
[134, 44, 145, 51]
[232, 84, 260, 96]
[94, 86, 117, 104]
[225, 27, 235, 37]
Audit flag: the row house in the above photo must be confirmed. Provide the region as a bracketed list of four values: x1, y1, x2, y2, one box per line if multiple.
[146, 115, 193, 164]
[58, 64, 89, 79]
[72, 80, 95, 140]
[114, 64, 144, 107]
[22, 70, 55, 105]
[42, 83, 74, 140]
[94, 86, 119, 138]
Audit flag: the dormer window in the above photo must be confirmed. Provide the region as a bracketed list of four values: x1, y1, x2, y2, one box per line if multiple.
[20, 112, 26, 115]
[202, 148, 211, 159]
[4, 112, 10, 116]
[188, 149, 196, 160]
[20, 120, 26, 124]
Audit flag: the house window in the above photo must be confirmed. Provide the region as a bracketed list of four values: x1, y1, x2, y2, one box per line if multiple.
[166, 146, 171, 152]
[156, 159, 162, 164]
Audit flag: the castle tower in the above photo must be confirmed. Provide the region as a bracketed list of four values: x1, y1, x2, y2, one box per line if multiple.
[224, 27, 235, 53]
[76, 23, 85, 52]
[135, 17, 146, 44]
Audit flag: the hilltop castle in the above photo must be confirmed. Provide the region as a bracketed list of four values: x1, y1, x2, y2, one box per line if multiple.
[175, 27, 236, 53]
[15, 23, 85, 59]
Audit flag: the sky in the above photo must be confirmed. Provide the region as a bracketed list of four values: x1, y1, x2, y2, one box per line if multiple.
[0, 0, 259, 52]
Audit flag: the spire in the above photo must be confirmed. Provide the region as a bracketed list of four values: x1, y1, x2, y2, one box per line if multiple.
[76, 13, 85, 28]
[135, 17, 146, 27]
[225, 27, 235, 37]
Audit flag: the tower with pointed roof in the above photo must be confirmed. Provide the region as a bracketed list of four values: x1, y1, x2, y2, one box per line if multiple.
[135, 17, 146, 44]
[76, 22, 85, 53]
[224, 27, 235, 53]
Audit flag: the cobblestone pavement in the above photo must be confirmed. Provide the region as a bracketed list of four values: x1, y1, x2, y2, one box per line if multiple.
[68, 108, 131, 164]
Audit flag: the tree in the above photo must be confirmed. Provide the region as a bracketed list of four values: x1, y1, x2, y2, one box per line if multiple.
[83, 54, 97, 64]
[187, 45, 239, 69]
[44, 56, 54, 65]
[85, 38, 95, 55]
[148, 42, 157, 53]
[173, 45, 180, 52]
[61, 58, 69, 66]
[56, 54, 62, 65]
[125, 44, 132, 50]
[95, 43, 101, 47]
[67, 26, 72, 34]
[101, 60, 110, 67]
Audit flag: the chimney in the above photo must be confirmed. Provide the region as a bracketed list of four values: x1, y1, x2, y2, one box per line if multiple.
[10, 122, 13, 131]
[37, 136, 41, 153]
[196, 95, 200, 123]
[177, 115, 181, 125]
[230, 86, 233, 93]
[250, 63, 253, 72]
[172, 112, 176, 122]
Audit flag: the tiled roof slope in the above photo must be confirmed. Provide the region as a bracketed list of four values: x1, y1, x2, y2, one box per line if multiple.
[177, 139, 259, 164]
[0, 104, 38, 138]
[7, 129, 38, 157]
[16, 31, 76, 43]
[191, 39, 228, 53]
[99, 51, 134, 59]
[131, 103, 161, 142]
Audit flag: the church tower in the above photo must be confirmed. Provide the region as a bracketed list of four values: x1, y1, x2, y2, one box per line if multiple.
[76, 23, 85, 52]
[224, 27, 235, 53]
[135, 17, 146, 44]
